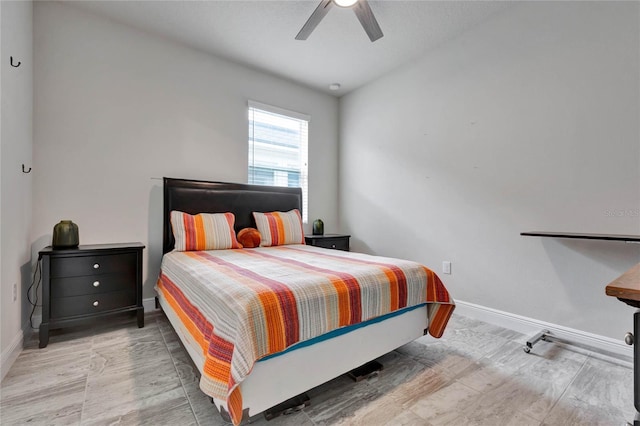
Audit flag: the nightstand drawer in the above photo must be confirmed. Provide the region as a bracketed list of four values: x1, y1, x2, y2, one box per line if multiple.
[312, 238, 349, 251]
[305, 234, 350, 251]
[51, 290, 136, 319]
[51, 253, 137, 278]
[51, 272, 135, 298]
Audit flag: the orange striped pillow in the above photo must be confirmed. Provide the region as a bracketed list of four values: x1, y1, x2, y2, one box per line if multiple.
[253, 209, 305, 247]
[170, 211, 242, 251]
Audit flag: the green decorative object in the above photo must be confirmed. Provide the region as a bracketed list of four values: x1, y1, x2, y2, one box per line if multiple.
[52, 220, 79, 248]
[312, 219, 324, 236]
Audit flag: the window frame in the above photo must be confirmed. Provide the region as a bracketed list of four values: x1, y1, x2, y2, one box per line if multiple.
[248, 100, 310, 223]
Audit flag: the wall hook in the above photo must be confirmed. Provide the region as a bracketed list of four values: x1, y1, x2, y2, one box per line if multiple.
[10, 56, 21, 67]
[22, 164, 31, 173]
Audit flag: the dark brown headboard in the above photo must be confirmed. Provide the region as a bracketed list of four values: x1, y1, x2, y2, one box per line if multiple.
[163, 177, 303, 254]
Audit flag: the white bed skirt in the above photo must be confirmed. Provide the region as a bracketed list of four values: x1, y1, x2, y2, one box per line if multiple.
[157, 291, 429, 418]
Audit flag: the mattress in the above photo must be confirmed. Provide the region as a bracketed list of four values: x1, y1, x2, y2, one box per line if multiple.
[156, 244, 454, 424]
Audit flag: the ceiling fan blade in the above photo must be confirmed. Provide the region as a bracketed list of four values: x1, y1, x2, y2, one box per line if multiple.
[353, 0, 383, 42]
[296, 0, 334, 40]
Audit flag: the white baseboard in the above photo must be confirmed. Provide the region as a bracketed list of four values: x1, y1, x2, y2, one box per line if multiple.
[455, 300, 633, 360]
[143, 297, 158, 313]
[32, 314, 41, 330]
[1, 326, 26, 382]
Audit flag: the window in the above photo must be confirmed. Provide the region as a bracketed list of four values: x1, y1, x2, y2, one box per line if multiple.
[248, 101, 309, 222]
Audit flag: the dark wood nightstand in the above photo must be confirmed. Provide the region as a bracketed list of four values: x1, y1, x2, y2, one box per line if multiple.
[305, 234, 350, 251]
[38, 242, 145, 348]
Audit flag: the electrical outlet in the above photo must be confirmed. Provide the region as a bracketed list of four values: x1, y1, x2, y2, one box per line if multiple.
[442, 261, 451, 275]
[13, 283, 17, 302]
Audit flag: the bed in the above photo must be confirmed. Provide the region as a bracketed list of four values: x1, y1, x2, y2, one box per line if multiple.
[155, 177, 455, 424]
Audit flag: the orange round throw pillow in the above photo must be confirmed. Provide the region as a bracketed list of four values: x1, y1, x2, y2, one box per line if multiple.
[237, 227, 262, 248]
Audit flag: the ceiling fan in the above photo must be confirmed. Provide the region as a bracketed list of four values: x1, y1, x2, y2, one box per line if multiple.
[296, 0, 383, 42]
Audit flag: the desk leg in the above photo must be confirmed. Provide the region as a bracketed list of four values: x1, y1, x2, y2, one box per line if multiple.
[635, 310, 640, 424]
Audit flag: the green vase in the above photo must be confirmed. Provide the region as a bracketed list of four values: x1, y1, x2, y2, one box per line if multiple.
[52, 220, 79, 248]
[312, 219, 324, 236]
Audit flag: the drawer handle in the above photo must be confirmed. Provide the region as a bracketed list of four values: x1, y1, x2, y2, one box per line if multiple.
[331, 244, 336, 248]
[93, 301, 99, 307]
[93, 281, 100, 287]
[93, 263, 100, 269]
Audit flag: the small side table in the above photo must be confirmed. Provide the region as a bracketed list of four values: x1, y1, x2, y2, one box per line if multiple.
[605, 263, 640, 425]
[305, 234, 350, 251]
[38, 242, 145, 348]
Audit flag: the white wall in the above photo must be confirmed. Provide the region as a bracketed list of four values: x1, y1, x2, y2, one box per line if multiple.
[339, 1, 640, 339]
[32, 2, 339, 300]
[1, 0, 33, 377]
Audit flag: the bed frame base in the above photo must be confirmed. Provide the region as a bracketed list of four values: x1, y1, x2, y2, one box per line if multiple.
[347, 360, 383, 382]
[263, 393, 310, 421]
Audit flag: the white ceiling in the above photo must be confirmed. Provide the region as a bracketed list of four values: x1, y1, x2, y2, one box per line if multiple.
[68, 0, 514, 96]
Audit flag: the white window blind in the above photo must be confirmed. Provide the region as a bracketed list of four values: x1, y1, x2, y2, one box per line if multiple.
[248, 101, 309, 223]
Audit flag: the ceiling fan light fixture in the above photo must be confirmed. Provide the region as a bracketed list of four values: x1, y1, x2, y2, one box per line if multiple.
[296, 0, 382, 42]
[333, 0, 358, 8]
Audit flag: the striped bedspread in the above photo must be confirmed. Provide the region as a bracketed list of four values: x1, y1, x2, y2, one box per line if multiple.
[156, 245, 454, 425]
